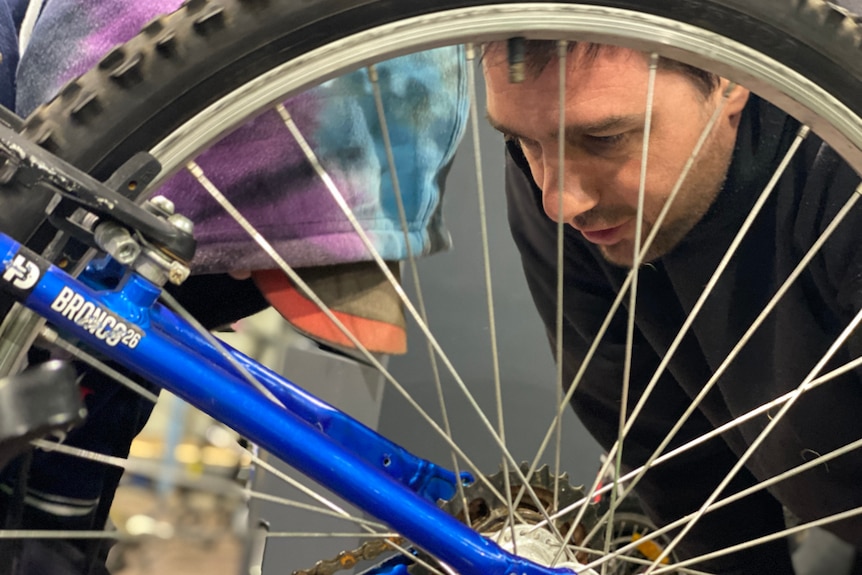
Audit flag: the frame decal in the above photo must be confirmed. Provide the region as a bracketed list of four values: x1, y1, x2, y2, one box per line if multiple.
[51, 286, 143, 349]
[1, 246, 47, 298]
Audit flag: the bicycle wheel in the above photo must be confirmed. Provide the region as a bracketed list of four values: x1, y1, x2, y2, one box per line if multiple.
[1, 0, 862, 574]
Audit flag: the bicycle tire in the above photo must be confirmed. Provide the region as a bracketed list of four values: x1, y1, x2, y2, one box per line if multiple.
[15, 0, 862, 181]
[2, 1, 862, 574]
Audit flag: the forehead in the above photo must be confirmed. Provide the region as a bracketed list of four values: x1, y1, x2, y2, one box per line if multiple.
[483, 46, 668, 131]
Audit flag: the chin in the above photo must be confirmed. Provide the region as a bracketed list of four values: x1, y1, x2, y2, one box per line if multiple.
[599, 240, 673, 268]
[599, 244, 637, 268]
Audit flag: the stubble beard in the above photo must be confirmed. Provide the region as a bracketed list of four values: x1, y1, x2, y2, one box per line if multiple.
[597, 136, 734, 268]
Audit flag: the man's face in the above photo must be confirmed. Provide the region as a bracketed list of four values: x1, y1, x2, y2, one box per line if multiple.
[484, 47, 749, 266]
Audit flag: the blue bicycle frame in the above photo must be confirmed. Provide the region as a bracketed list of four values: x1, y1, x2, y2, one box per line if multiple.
[0, 231, 577, 575]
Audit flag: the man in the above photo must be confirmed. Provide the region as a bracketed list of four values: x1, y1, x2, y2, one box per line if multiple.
[484, 38, 862, 574]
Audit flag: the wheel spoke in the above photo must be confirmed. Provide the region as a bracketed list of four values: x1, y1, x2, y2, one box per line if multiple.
[0, 530, 127, 540]
[552, 39, 568, 519]
[587, 181, 862, 566]
[26, 437, 385, 531]
[184, 159, 537, 528]
[641, 303, 862, 572]
[616, 126, 813, 449]
[465, 42, 521, 553]
[568, 541, 716, 575]
[244, 491, 387, 531]
[3, 3, 862, 572]
[598, 51, 659, 575]
[230, 434, 391, 529]
[580, 122, 812, 547]
[274, 103, 581, 543]
[651, 504, 862, 574]
[37, 327, 159, 404]
[523, 87, 856, 570]
[543, 353, 862, 538]
[367, 59, 474, 525]
[21, 436, 438, 572]
[522, 85, 736, 503]
[520, 73, 737, 551]
[582, 432, 862, 571]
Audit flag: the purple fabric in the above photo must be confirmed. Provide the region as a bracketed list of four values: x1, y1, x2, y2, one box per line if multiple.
[17, 0, 468, 273]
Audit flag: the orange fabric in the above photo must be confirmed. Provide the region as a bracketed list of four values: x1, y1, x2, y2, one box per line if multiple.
[253, 271, 406, 355]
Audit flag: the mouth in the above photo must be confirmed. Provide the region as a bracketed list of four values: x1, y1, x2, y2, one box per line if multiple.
[578, 220, 631, 246]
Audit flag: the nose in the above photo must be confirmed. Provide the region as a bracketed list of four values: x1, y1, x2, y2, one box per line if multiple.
[539, 159, 598, 225]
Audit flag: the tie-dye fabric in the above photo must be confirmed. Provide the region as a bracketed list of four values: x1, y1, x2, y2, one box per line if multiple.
[14, 0, 468, 273]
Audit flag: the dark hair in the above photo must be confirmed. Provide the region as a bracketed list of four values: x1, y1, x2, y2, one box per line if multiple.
[484, 39, 721, 98]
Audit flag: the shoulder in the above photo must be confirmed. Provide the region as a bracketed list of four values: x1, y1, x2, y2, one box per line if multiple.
[777, 129, 862, 317]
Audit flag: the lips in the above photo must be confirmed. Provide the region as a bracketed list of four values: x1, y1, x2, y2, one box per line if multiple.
[579, 221, 630, 246]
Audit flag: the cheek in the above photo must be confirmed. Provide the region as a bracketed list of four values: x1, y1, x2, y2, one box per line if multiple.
[637, 139, 692, 199]
[608, 152, 682, 221]
[611, 158, 655, 201]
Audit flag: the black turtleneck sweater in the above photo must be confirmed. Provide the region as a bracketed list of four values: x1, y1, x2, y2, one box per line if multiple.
[505, 96, 862, 573]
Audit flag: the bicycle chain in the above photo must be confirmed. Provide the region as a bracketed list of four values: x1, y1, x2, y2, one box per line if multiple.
[292, 536, 405, 575]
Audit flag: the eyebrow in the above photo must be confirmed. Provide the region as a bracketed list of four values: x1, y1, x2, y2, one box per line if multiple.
[485, 112, 644, 140]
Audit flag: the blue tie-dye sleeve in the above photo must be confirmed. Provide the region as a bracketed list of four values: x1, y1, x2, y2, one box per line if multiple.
[17, 0, 469, 273]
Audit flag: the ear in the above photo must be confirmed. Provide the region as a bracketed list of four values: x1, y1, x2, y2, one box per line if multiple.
[720, 79, 750, 129]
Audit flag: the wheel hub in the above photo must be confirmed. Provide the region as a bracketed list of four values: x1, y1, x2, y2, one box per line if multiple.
[494, 523, 600, 575]
[438, 463, 600, 571]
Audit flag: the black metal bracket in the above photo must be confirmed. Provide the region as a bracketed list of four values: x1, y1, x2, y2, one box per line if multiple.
[0, 104, 23, 132]
[0, 121, 196, 263]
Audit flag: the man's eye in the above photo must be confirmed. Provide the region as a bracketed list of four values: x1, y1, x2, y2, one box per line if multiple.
[585, 133, 627, 147]
[509, 136, 540, 152]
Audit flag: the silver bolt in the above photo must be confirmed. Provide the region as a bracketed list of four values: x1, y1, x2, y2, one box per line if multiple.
[149, 195, 175, 215]
[117, 244, 138, 262]
[167, 213, 194, 235]
[94, 222, 141, 265]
